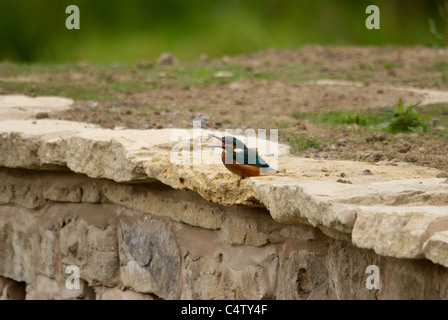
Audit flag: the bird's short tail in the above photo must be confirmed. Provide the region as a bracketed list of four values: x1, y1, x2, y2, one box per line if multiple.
[260, 166, 280, 176]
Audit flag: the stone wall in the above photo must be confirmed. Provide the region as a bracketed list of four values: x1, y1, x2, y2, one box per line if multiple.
[1, 113, 448, 299]
[1, 167, 448, 300]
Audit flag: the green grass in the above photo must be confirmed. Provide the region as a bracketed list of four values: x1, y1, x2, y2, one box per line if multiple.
[421, 60, 448, 72]
[134, 105, 161, 116]
[276, 121, 293, 129]
[442, 67, 448, 86]
[0, 62, 155, 101]
[293, 110, 387, 128]
[290, 135, 321, 151]
[378, 98, 431, 133]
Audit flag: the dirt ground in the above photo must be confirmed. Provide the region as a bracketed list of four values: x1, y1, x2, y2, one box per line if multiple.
[2, 45, 448, 173]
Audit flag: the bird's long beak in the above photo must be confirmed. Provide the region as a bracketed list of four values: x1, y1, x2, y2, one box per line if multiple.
[205, 145, 222, 148]
[208, 133, 221, 141]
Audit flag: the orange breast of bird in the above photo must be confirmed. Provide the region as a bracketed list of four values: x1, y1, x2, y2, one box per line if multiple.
[221, 151, 260, 177]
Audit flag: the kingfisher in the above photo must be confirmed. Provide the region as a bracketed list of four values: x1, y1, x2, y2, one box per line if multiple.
[208, 134, 279, 186]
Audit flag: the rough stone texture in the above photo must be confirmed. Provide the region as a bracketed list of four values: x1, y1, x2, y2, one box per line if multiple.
[25, 275, 95, 300]
[276, 250, 329, 300]
[423, 231, 448, 268]
[0, 95, 73, 120]
[0, 169, 447, 299]
[0, 114, 448, 299]
[94, 286, 154, 300]
[59, 207, 119, 287]
[327, 241, 379, 300]
[175, 223, 278, 299]
[119, 212, 180, 299]
[352, 205, 448, 259]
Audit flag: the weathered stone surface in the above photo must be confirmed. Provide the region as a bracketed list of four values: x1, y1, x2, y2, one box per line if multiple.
[59, 204, 119, 286]
[119, 214, 180, 299]
[423, 230, 448, 268]
[0, 206, 40, 283]
[1, 169, 448, 299]
[0, 95, 73, 120]
[1, 119, 448, 266]
[1, 112, 448, 299]
[94, 286, 154, 300]
[103, 181, 224, 230]
[175, 223, 277, 299]
[0, 168, 222, 230]
[25, 275, 94, 300]
[276, 250, 329, 300]
[327, 241, 379, 300]
[352, 206, 448, 259]
[377, 259, 441, 300]
[220, 207, 316, 246]
[25, 275, 60, 300]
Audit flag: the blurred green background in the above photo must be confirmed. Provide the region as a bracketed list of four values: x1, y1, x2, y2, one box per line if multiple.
[0, 0, 447, 63]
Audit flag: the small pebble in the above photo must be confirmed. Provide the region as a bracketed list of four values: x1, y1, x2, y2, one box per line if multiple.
[157, 52, 176, 65]
[372, 152, 384, 162]
[398, 142, 411, 153]
[35, 112, 49, 119]
[404, 154, 418, 163]
[362, 169, 374, 176]
[337, 138, 347, 147]
[337, 178, 352, 184]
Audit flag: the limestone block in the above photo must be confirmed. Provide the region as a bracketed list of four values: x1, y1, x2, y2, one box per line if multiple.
[175, 223, 277, 299]
[327, 241, 379, 300]
[37, 229, 58, 278]
[352, 206, 448, 259]
[94, 286, 154, 300]
[119, 217, 179, 299]
[378, 259, 430, 300]
[61, 278, 95, 300]
[0, 170, 47, 209]
[59, 208, 119, 286]
[276, 250, 329, 299]
[0, 206, 40, 283]
[219, 207, 316, 246]
[25, 275, 94, 300]
[0, 95, 73, 120]
[423, 230, 448, 268]
[103, 182, 223, 230]
[25, 275, 60, 300]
